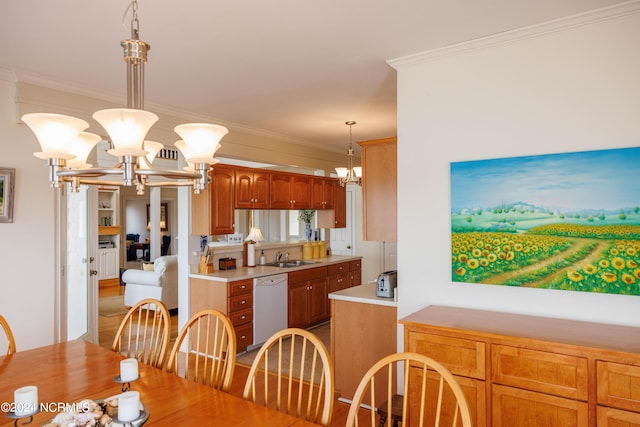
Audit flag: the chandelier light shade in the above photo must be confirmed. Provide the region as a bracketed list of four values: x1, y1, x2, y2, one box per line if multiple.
[24, 113, 90, 161]
[173, 124, 229, 164]
[67, 132, 102, 169]
[139, 141, 164, 169]
[21, 0, 228, 194]
[92, 108, 157, 156]
[335, 120, 362, 186]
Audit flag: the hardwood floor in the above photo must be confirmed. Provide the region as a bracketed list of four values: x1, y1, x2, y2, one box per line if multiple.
[98, 285, 355, 426]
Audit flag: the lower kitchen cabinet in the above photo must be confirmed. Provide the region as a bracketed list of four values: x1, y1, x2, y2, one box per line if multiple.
[189, 277, 254, 353]
[288, 266, 328, 329]
[400, 305, 640, 427]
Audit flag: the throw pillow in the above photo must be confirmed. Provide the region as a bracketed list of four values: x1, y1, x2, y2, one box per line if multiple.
[142, 262, 155, 271]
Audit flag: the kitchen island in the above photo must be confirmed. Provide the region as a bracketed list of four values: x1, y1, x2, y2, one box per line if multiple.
[329, 282, 398, 402]
[189, 254, 362, 352]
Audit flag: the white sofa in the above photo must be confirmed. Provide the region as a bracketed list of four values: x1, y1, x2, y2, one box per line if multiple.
[122, 255, 178, 310]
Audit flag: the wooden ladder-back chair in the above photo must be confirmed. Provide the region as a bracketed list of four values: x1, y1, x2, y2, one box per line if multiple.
[111, 298, 171, 369]
[165, 309, 236, 391]
[346, 352, 472, 427]
[242, 327, 334, 426]
[0, 315, 16, 355]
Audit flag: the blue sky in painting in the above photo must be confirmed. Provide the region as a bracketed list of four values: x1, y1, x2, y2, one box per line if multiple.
[450, 147, 640, 213]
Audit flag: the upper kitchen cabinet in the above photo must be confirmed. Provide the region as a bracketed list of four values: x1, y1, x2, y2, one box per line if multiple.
[192, 165, 236, 235]
[269, 172, 311, 209]
[235, 167, 269, 209]
[311, 177, 335, 210]
[358, 137, 397, 241]
[317, 180, 346, 229]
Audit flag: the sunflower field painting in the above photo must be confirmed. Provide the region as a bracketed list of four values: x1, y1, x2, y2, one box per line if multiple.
[450, 147, 640, 295]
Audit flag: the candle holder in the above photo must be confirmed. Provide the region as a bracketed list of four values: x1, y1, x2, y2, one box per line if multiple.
[113, 374, 139, 392]
[110, 402, 150, 427]
[6, 408, 39, 426]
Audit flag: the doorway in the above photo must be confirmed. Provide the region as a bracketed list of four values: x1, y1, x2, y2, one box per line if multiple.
[64, 185, 98, 343]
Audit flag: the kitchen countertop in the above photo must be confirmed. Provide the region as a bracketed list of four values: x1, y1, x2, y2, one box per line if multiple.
[328, 282, 398, 307]
[189, 255, 362, 282]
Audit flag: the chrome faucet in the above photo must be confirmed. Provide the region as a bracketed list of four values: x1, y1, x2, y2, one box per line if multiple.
[284, 252, 289, 262]
[276, 252, 283, 262]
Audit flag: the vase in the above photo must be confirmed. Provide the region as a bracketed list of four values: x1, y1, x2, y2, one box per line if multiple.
[305, 222, 312, 241]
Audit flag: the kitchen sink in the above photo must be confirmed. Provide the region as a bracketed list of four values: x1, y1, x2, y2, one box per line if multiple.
[264, 260, 317, 268]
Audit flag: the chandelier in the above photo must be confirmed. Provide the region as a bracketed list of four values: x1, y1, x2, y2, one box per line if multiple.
[335, 121, 362, 186]
[21, 0, 227, 195]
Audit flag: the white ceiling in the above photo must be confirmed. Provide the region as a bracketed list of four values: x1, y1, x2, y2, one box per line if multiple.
[0, 0, 627, 153]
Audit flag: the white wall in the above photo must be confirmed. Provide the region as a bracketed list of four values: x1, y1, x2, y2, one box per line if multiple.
[392, 5, 640, 326]
[0, 77, 57, 349]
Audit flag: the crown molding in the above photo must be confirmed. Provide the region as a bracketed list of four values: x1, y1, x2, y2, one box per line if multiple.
[388, 0, 640, 69]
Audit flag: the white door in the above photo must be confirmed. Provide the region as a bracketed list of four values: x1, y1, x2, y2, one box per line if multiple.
[65, 185, 98, 342]
[330, 185, 355, 255]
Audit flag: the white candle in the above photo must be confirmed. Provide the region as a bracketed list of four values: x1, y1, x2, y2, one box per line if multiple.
[14, 385, 38, 416]
[120, 358, 138, 382]
[117, 391, 140, 422]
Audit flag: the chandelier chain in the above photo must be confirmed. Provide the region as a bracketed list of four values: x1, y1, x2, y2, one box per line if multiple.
[130, 0, 140, 39]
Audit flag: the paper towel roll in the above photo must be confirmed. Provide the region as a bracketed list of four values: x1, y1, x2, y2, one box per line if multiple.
[247, 243, 256, 267]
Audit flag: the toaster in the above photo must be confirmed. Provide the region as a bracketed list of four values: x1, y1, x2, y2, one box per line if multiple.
[376, 270, 398, 298]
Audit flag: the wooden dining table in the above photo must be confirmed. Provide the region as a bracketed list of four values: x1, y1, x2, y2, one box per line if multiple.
[0, 340, 319, 426]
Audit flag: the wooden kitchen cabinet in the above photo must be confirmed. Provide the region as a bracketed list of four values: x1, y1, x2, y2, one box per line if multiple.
[327, 260, 361, 293]
[189, 277, 253, 353]
[192, 165, 235, 235]
[317, 180, 346, 229]
[270, 172, 311, 209]
[235, 166, 269, 209]
[349, 259, 361, 286]
[400, 305, 640, 427]
[287, 266, 328, 328]
[358, 137, 396, 241]
[311, 177, 335, 209]
[327, 262, 349, 294]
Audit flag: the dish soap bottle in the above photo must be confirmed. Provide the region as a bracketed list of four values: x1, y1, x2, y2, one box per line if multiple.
[259, 250, 266, 265]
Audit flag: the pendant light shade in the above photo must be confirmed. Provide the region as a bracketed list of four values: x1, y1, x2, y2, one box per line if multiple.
[66, 132, 102, 169]
[93, 108, 158, 156]
[24, 113, 89, 160]
[174, 123, 228, 163]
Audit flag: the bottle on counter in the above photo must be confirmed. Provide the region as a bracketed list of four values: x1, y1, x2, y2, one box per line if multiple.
[259, 250, 266, 265]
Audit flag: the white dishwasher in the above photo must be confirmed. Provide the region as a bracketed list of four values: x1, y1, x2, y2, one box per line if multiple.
[251, 273, 288, 350]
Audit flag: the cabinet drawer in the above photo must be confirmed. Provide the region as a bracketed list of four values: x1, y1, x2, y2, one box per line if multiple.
[235, 323, 253, 353]
[492, 345, 588, 400]
[597, 361, 640, 413]
[229, 279, 252, 297]
[597, 405, 640, 426]
[228, 293, 253, 312]
[492, 384, 588, 427]
[349, 259, 361, 271]
[327, 262, 349, 275]
[406, 330, 485, 379]
[229, 307, 252, 327]
[288, 266, 327, 283]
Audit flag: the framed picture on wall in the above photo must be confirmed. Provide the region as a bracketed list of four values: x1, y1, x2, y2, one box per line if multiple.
[147, 203, 168, 231]
[0, 167, 15, 223]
